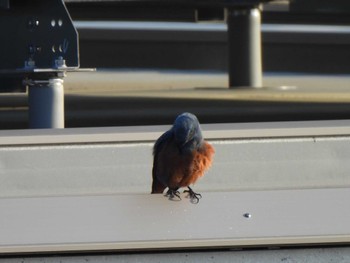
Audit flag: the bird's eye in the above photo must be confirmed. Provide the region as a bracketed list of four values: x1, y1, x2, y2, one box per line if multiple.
[189, 128, 195, 138]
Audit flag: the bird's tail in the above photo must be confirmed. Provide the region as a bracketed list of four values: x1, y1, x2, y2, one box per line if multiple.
[151, 177, 166, 194]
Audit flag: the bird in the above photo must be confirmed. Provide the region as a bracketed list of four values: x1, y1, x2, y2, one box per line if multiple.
[151, 112, 214, 203]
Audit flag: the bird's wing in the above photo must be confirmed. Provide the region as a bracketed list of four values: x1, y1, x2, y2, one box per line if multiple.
[153, 129, 173, 156]
[151, 130, 173, 193]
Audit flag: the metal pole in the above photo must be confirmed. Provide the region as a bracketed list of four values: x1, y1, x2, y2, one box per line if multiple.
[28, 78, 64, 129]
[227, 6, 262, 88]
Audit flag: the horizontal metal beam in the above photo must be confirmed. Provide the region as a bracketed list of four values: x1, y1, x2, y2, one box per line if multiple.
[1, 121, 350, 254]
[1, 120, 350, 199]
[1, 120, 350, 146]
[65, 0, 269, 8]
[74, 21, 350, 74]
[0, 188, 349, 254]
[75, 21, 350, 45]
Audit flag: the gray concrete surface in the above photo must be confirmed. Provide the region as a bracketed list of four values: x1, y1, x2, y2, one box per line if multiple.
[2, 70, 350, 129]
[64, 70, 350, 96]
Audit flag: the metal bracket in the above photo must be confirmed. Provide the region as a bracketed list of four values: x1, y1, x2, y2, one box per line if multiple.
[0, 0, 93, 92]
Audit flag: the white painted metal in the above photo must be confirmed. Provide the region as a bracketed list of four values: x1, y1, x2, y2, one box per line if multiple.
[1, 119, 350, 146]
[1, 120, 350, 197]
[1, 121, 350, 255]
[0, 188, 350, 254]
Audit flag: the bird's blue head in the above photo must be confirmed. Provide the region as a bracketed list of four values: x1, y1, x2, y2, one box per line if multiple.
[173, 112, 203, 152]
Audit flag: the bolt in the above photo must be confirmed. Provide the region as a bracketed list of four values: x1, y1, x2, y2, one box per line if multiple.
[28, 18, 39, 30]
[28, 44, 35, 54]
[54, 56, 67, 68]
[24, 59, 35, 69]
[243, 213, 252, 219]
[28, 44, 42, 55]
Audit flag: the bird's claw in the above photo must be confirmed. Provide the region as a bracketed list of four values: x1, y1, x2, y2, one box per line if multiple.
[184, 187, 202, 204]
[165, 189, 181, 201]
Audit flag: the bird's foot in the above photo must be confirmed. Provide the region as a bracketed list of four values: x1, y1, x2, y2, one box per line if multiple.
[165, 189, 181, 201]
[184, 186, 202, 204]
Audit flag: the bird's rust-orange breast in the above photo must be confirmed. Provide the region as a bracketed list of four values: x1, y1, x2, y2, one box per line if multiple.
[184, 141, 215, 186]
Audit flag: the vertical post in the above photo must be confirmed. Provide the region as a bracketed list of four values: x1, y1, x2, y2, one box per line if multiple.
[28, 78, 64, 129]
[227, 6, 262, 88]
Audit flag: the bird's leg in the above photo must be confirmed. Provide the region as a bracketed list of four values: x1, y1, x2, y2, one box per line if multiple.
[165, 188, 181, 201]
[184, 186, 202, 203]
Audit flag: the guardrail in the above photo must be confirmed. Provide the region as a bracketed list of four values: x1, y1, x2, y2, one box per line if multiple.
[0, 120, 350, 256]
